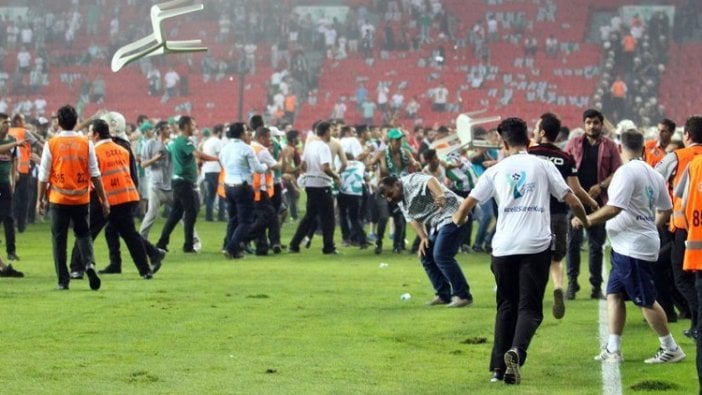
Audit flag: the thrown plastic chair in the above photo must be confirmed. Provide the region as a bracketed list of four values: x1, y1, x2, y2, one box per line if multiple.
[111, 0, 207, 72]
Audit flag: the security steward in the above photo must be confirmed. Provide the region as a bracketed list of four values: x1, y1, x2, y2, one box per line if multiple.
[9, 113, 42, 235]
[657, 115, 702, 339]
[249, 127, 280, 255]
[677, 155, 702, 390]
[70, 119, 158, 279]
[37, 105, 108, 291]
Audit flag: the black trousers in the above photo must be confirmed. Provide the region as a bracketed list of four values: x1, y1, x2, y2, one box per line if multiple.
[105, 222, 122, 267]
[69, 200, 152, 276]
[50, 203, 94, 286]
[290, 187, 335, 253]
[248, 192, 279, 252]
[0, 183, 16, 255]
[672, 229, 698, 328]
[490, 248, 551, 372]
[157, 180, 200, 252]
[13, 173, 30, 232]
[652, 227, 687, 320]
[566, 218, 606, 291]
[338, 193, 367, 245]
[374, 192, 405, 250]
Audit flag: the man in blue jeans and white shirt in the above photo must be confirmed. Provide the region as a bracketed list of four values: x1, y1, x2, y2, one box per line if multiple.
[380, 173, 473, 308]
[453, 117, 589, 385]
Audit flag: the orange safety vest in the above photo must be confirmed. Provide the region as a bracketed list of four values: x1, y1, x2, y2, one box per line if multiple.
[683, 155, 702, 271]
[622, 35, 636, 52]
[251, 142, 274, 201]
[47, 135, 91, 205]
[8, 127, 31, 174]
[95, 140, 140, 206]
[670, 145, 702, 231]
[611, 81, 626, 98]
[284, 95, 297, 113]
[217, 169, 226, 199]
[644, 140, 666, 168]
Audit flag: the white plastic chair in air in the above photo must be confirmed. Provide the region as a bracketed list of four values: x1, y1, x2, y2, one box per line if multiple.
[111, 0, 207, 72]
[431, 110, 501, 157]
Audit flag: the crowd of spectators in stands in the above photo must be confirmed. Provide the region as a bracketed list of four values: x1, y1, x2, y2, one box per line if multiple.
[595, 11, 670, 127]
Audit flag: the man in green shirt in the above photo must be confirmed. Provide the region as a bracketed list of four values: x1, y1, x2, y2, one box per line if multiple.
[0, 113, 23, 277]
[156, 116, 217, 253]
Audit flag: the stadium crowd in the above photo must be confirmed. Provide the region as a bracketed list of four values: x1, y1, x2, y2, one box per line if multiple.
[0, 0, 701, 390]
[1, 101, 701, 384]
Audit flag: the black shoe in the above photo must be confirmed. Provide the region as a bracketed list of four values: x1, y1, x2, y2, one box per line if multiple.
[683, 328, 698, 340]
[553, 289, 565, 319]
[85, 265, 101, 291]
[288, 246, 300, 253]
[359, 243, 369, 250]
[374, 245, 382, 255]
[56, 283, 69, 290]
[183, 248, 198, 253]
[0, 264, 24, 278]
[240, 243, 254, 254]
[150, 249, 166, 274]
[393, 247, 402, 254]
[590, 289, 605, 300]
[98, 265, 121, 274]
[255, 251, 269, 256]
[143, 272, 153, 280]
[304, 238, 312, 249]
[272, 245, 282, 254]
[156, 244, 169, 252]
[7, 253, 19, 261]
[566, 281, 580, 300]
[69, 271, 84, 280]
[323, 249, 340, 255]
[503, 348, 521, 385]
[472, 245, 484, 253]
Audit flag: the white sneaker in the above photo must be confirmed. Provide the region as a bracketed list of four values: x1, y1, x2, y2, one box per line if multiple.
[594, 348, 623, 363]
[644, 347, 686, 364]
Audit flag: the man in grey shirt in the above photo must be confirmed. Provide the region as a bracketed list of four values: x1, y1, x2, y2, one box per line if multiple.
[380, 173, 473, 308]
[139, 121, 173, 239]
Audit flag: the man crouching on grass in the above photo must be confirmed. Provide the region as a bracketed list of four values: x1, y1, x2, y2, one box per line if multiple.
[380, 173, 473, 308]
[452, 117, 589, 385]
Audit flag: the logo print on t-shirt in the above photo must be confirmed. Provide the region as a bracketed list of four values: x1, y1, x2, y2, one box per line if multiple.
[645, 186, 655, 212]
[508, 171, 527, 199]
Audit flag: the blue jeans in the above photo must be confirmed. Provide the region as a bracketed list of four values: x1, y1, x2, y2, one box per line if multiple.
[473, 200, 494, 248]
[204, 172, 225, 221]
[421, 223, 472, 301]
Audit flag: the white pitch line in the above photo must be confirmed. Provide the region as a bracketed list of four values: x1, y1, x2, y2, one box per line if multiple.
[600, 253, 622, 395]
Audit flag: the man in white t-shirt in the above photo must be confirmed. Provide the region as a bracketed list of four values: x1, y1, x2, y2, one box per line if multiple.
[377, 84, 389, 112]
[339, 125, 363, 159]
[432, 83, 448, 112]
[453, 117, 589, 385]
[338, 155, 368, 248]
[17, 47, 32, 74]
[163, 68, 180, 98]
[573, 129, 685, 365]
[289, 121, 340, 254]
[201, 125, 225, 222]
